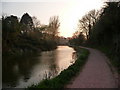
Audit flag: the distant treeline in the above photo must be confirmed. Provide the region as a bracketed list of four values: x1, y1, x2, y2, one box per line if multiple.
[2, 13, 60, 56]
[70, 1, 120, 72]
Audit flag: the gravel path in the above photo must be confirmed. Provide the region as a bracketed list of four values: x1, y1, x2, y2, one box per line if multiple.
[66, 47, 118, 88]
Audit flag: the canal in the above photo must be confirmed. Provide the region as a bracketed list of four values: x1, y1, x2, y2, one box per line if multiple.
[2, 46, 76, 88]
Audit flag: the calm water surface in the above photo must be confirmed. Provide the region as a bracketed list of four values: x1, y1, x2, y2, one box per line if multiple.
[3, 46, 75, 88]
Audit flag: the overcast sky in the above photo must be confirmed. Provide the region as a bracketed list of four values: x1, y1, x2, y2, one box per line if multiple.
[1, 0, 106, 37]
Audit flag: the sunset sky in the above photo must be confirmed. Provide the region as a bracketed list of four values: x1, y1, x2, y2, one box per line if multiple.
[1, 0, 106, 37]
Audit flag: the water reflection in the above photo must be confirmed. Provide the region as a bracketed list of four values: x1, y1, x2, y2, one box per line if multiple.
[3, 53, 40, 87]
[2, 46, 75, 88]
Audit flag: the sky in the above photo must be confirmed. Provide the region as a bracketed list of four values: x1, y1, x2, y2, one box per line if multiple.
[1, 0, 106, 37]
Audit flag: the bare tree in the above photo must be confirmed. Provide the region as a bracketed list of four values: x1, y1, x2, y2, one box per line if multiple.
[78, 9, 100, 40]
[32, 16, 41, 28]
[48, 16, 60, 40]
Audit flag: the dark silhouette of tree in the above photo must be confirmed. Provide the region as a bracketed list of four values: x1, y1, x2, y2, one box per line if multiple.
[78, 32, 86, 44]
[69, 31, 85, 45]
[2, 15, 20, 53]
[20, 13, 34, 33]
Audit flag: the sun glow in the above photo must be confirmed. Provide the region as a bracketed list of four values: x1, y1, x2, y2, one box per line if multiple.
[59, 0, 104, 38]
[2, 0, 104, 38]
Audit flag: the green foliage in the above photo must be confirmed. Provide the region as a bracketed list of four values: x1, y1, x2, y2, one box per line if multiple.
[28, 47, 89, 88]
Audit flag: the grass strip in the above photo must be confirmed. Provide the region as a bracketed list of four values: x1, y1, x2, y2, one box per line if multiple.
[28, 46, 89, 89]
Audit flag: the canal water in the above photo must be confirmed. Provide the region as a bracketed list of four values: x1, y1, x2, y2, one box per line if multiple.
[2, 46, 76, 88]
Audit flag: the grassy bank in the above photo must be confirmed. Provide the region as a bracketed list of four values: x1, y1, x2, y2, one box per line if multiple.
[28, 46, 89, 89]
